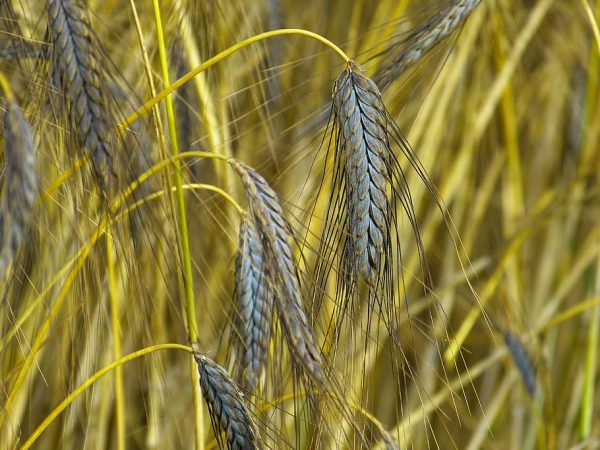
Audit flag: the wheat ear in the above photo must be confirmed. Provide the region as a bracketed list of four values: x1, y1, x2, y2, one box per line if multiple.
[0, 98, 38, 277]
[47, 0, 113, 185]
[194, 353, 259, 450]
[230, 159, 325, 385]
[235, 213, 274, 392]
[0, 42, 46, 61]
[375, 0, 483, 90]
[332, 61, 391, 284]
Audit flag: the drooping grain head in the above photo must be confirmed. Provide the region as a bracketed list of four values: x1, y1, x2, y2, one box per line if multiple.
[234, 213, 274, 393]
[375, 0, 483, 90]
[47, 0, 113, 188]
[332, 61, 391, 284]
[229, 159, 325, 385]
[194, 353, 259, 450]
[0, 99, 38, 276]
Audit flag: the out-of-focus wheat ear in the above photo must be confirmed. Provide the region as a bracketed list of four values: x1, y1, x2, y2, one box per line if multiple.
[502, 331, 536, 396]
[0, 98, 38, 277]
[0, 42, 46, 62]
[229, 159, 325, 385]
[332, 61, 391, 284]
[234, 213, 274, 393]
[375, 0, 483, 90]
[47, 0, 113, 188]
[194, 352, 259, 450]
[381, 429, 400, 450]
[171, 36, 197, 155]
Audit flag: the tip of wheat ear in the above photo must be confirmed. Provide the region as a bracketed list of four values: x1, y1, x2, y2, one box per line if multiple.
[332, 62, 390, 283]
[194, 353, 259, 450]
[229, 159, 325, 385]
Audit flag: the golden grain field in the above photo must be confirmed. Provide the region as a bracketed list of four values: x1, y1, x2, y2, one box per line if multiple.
[1, 0, 599, 449]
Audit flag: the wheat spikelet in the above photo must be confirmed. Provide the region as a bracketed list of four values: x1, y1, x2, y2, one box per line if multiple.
[0, 98, 38, 277]
[194, 353, 259, 450]
[375, 0, 483, 90]
[47, 0, 113, 186]
[332, 61, 391, 284]
[229, 159, 325, 385]
[234, 213, 274, 392]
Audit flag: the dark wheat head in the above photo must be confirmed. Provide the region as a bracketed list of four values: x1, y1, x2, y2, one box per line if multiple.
[47, 0, 113, 186]
[502, 331, 536, 396]
[235, 213, 274, 393]
[375, 0, 483, 90]
[229, 159, 325, 385]
[194, 353, 259, 450]
[0, 98, 38, 275]
[332, 61, 391, 284]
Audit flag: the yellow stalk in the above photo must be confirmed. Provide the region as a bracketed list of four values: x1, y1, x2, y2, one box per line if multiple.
[578, 1, 600, 439]
[127, 0, 178, 233]
[170, 0, 230, 189]
[581, 264, 600, 439]
[542, 294, 600, 330]
[1, 151, 234, 352]
[0, 72, 14, 100]
[19, 344, 193, 450]
[116, 183, 244, 221]
[0, 230, 98, 436]
[443, 0, 554, 365]
[106, 230, 125, 450]
[120, 28, 350, 129]
[39, 156, 88, 204]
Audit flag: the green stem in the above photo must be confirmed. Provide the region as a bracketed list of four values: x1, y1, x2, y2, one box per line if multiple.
[580, 262, 600, 439]
[151, 5, 204, 450]
[152, 0, 198, 343]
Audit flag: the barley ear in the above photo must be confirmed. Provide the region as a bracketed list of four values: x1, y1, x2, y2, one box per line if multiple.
[332, 61, 391, 284]
[375, 0, 483, 90]
[234, 213, 274, 393]
[194, 352, 259, 450]
[0, 97, 38, 279]
[230, 159, 325, 385]
[47, 0, 114, 188]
